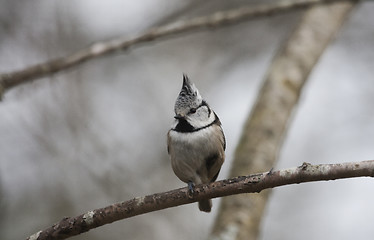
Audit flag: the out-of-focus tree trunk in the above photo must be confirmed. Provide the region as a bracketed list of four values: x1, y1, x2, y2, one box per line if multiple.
[209, 2, 355, 240]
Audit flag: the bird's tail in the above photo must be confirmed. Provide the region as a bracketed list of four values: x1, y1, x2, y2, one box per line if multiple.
[198, 199, 212, 212]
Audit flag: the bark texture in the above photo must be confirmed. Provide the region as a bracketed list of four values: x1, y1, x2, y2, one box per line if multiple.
[209, 2, 355, 240]
[27, 160, 374, 240]
[0, 0, 354, 98]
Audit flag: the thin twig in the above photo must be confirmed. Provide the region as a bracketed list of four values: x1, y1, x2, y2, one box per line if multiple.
[27, 160, 374, 240]
[0, 0, 355, 96]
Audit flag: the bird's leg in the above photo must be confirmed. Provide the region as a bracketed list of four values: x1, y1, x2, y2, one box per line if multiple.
[267, 167, 274, 176]
[187, 181, 195, 198]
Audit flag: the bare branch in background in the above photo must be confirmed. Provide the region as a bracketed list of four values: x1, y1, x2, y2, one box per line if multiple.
[209, 2, 356, 240]
[0, 0, 356, 98]
[27, 160, 374, 240]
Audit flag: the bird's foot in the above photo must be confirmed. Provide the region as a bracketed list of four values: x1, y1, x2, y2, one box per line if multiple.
[267, 167, 274, 176]
[187, 181, 195, 199]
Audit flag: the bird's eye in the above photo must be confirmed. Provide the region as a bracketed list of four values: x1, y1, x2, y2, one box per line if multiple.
[189, 108, 197, 114]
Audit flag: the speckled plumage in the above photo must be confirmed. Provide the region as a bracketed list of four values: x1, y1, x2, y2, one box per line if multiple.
[174, 75, 203, 117]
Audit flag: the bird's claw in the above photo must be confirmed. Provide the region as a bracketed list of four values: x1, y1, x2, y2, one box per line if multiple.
[267, 167, 274, 176]
[187, 181, 195, 199]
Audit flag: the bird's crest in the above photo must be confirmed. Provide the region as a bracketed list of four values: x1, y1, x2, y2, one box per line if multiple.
[174, 74, 202, 115]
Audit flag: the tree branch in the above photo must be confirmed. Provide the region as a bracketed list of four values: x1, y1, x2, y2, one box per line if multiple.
[209, 2, 356, 240]
[27, 160, 374, 240]
[0, 0, 356, 97]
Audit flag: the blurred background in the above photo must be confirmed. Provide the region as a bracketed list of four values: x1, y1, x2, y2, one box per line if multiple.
[0, 0, 373, 239]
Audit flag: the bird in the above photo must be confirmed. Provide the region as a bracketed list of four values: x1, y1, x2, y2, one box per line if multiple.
[167, 74, 226, 212]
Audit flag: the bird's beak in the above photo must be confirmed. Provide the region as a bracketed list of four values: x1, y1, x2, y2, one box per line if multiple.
[174, 114, 184, 120]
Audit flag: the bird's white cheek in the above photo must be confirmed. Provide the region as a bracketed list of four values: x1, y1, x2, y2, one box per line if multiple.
[188, 112, 215, 129]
